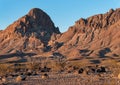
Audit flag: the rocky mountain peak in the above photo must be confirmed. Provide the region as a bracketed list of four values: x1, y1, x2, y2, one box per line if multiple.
[28, 8, 44, 16]
[0, 8, 60, 54]
[27, 8, 57, 29]
[3, 8, 60, 37]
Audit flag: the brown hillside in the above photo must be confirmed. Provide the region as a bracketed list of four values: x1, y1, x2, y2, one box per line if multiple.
[57, 8, 120, 59]
[0, 8, 120, 61]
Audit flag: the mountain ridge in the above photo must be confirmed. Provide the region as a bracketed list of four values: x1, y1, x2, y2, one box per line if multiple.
[0, 8, 120, 60]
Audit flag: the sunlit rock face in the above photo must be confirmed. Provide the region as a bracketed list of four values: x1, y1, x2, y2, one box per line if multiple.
[0, 8, 60, 54]
[0, 8, 120, 59]
[57, 8, 120, 59]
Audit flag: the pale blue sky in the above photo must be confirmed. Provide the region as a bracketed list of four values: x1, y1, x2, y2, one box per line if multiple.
[0, 0, 120, 32]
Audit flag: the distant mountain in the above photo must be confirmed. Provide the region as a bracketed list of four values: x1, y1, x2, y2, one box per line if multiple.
[0, 8, 120, 60]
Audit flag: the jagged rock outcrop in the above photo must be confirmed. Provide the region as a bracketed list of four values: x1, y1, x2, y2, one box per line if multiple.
[56, 8, 120, 59]
[0, 8, 120, 60]
[0, 8, 60, 54]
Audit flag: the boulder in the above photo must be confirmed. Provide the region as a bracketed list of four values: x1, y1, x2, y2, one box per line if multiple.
[41, 73, 49, 79]
[16, 75, 26, 82]
[78, 68, 84, 74]
[118, 74, 120, 79]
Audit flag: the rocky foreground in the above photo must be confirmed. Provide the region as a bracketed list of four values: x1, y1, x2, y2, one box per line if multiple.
[1, 72, 120, 85]
[0, 59, 120, 85]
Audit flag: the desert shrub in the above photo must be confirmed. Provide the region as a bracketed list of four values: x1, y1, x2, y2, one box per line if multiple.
[102, 60, 120, 77]
[14, 63, 27, 72]
[26, 57, 41, 71]
[0, 64, 8, 76]
[66, 60, 89, 68]
[0, 64, 15, 76]
[47, 60, 66, 72]
[26, 62, 40, 71]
